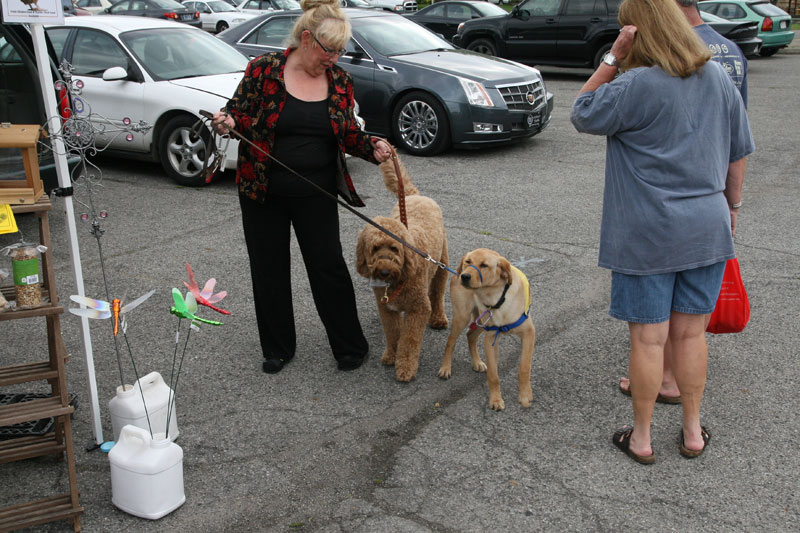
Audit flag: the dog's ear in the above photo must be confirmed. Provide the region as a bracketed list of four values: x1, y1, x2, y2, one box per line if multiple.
[456, 254, 468, 275]
[498, 257, 512, 285]
[355, 229, 371, 278]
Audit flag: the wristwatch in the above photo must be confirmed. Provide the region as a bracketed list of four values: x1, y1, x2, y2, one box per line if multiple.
[602, 52, 618, 67]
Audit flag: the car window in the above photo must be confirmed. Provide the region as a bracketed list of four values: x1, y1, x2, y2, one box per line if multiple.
[46, 27, 71, 60]
[605, 0, 622, 14]
[447, 4, 473, 18]
[351, 15, 453, 55]
[131, 0, 147, 9]
[241, 0, 258, 8]
[472, 3, 508, 16]
[519, 0, 562, 18]
[750, 2, 787, 17]
[424, 4, 445, 16]
[71, 29, 129, 76]
[716, 3, 747, 19]
[0, 33, 41, 125]
[109, 1, 131, 12]
[208, 0, 236, 11]
[151, 0, 186, 8]
[243, 16, 298, 46]
[565, 0, 605, 16]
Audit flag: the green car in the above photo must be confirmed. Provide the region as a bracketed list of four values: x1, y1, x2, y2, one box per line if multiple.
[698, 0, 794, 56]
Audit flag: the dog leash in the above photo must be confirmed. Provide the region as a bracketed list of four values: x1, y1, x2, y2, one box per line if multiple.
[197, 110, 455, 276]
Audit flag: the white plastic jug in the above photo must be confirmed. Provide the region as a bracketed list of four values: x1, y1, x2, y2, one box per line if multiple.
[108, 371, 179, 442]
[108, 424, 185, 519]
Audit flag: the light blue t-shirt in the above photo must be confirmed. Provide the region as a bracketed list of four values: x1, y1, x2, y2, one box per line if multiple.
[571, 61, 754, 275]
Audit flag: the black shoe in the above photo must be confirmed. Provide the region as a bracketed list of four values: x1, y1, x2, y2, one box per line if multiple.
[337, 354, 366, 371]
[262, 357, 288, 374]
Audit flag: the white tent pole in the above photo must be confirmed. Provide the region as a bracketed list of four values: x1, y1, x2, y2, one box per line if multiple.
[31, 23, 103, 446]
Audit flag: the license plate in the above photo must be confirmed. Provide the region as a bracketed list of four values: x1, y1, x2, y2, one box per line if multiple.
[780, 20, 788, 29]
[182, 14, 192, 20]
[526, 112, 541, 130]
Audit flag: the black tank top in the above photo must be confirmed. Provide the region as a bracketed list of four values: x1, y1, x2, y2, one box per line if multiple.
[267, 93, 338, 197]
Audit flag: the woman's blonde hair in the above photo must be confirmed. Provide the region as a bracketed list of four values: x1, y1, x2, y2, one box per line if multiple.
[287, 0, 351, 51]
[618, 0, 711, 77]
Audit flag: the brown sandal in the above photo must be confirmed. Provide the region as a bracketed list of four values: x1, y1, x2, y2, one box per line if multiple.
[680, 426, 711, 458]
[612, 426, 655, 464]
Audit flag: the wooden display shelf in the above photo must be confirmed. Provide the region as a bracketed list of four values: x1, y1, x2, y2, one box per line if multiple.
[0, 494, 83, 532]
[0, 124, 45, 206]
[0, 432, 65, 464]
[0, 396, 73, 427]
[0, 361, 59, 387]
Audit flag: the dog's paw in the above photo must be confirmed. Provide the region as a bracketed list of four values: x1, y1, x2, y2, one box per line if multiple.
[519, 392, 533, 408]
[489, 396, 505, 411]
[428, 316, 449, 330]
[395, 365, 417, 382]
[380, 350, 396, 366]
[471, 360, 487, 373]
[437, 366, 452, 379]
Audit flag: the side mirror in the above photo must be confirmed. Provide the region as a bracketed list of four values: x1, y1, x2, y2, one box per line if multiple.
[102, 66, 128, 81]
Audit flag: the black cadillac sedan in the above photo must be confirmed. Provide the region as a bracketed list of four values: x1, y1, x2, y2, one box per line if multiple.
[217, 8, 553, 156]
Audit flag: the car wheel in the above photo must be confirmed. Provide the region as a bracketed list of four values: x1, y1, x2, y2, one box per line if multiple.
[159, 114, 215, 187]
[392, 91, 451, 157]
[467, 38, 497, 57]
[759, 46, 779, 57]
[593, 43, 613, 69]
[216, 21, 229, 33]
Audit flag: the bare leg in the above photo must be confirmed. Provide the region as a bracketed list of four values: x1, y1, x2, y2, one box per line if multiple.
[627, 321, 669, 457]
[669, 311, 709, 451]
[619, 337, 680, 398]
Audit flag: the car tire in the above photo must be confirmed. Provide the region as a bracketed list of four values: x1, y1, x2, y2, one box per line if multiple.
[216, 21, 229, 33]
[593, 43, 613, 69]
[159, 114, 216, 187]
[759, 46, 779, 57]
[467, 38, 497, 57]
[391, 91, 451, 157]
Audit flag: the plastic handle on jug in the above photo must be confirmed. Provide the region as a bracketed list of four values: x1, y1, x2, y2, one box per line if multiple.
[118, 425, 151, 449]
[136, 371, 164, 393]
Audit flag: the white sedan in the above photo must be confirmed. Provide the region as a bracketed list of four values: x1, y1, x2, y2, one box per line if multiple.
[45, 16, 245, 186]
[74, 0, 115, 15]
[181, 0, 257, 33]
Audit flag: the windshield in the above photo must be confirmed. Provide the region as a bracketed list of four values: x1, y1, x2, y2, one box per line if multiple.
[273, 0, 300, 8]
[151, 0, 186, 8]
[351, 15, 454, 56]
[208, 0, 237, 10]
[348, 0, 372, 6]
[472, 3, 507, 16]
[749, 2, 788, 17]
[122, 28, 247, 80]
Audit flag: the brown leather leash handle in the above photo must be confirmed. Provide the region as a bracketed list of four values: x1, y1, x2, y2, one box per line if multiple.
[389, 146, 408, 228]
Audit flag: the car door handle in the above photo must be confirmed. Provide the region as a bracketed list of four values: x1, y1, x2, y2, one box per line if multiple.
[590, 17, 601, 23]
[545, 18, 556, 23]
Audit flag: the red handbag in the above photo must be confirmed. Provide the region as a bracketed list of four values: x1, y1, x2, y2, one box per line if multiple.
[706, 258, 750, 334]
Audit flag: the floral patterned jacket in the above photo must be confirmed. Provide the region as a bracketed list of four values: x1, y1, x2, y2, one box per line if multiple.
[224, 49, 378, 206]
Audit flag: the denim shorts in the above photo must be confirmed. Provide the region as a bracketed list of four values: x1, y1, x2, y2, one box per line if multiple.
[609, 261, 727, 324]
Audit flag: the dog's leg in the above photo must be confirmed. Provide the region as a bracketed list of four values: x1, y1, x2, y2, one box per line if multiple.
[517, 321, 536, 408]
[438, 307, 471, 379]
[466, 325, 486, 373]
[395, 298, 430, 382]
[427, 246, 449, 330]
[483, 334, 504, 411]
[375, 294, 402, 367]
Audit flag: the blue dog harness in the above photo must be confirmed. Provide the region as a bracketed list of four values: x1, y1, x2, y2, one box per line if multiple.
[471, 266, 532, 345]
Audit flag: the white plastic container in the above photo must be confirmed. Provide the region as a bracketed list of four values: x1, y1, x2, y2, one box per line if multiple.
[109, 425, 185, 519]
[109, 371, 179, 442]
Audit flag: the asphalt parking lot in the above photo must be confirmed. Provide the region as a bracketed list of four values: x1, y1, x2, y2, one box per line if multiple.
[1, 46, 799, 532]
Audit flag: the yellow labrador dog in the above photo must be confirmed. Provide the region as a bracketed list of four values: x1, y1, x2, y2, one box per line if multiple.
[438, 248, 535, 411]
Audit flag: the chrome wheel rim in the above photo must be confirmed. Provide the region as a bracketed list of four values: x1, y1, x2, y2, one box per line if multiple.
[166, 126, 213, 179]
[397, 100, 438, 151]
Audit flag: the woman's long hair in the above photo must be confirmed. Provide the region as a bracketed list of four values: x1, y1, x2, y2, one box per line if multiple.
[287, 0, 351, 51]
[618, 0, 711, 77]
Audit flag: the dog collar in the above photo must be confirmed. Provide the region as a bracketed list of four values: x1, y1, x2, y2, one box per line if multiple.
[381, 283, 404, 304]
[488, 283, 510, 310]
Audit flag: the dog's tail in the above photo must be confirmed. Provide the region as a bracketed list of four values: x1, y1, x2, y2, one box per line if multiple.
[379, 154, 419, 197]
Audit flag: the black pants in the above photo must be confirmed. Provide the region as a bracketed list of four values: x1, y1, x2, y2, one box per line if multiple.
[239, 193, 368, 363]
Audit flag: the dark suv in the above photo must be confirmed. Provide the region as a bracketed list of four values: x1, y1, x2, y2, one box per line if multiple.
[452, 0, 623, 69]
[0, 24, 75, 193]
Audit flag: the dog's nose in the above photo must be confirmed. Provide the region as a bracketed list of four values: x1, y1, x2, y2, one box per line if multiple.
[460, 273, 471, 282]
[379, 269, 391, 279]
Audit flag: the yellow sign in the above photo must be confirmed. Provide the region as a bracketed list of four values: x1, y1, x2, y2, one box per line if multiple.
[0, 204, 19, 235]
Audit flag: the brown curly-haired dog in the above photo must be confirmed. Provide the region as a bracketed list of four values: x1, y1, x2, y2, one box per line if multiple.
[356, 156, 449, 382]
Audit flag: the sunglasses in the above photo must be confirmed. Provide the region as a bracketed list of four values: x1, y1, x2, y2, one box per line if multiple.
[312, 33, 347, 58]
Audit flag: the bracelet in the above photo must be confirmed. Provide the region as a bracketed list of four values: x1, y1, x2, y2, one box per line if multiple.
[730, 201, 742, 209]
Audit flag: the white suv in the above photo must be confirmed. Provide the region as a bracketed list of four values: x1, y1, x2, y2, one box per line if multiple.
[367, 0, 416, 13]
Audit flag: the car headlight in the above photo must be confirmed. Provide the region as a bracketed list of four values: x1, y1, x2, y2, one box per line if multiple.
[458, 77, 494, 107]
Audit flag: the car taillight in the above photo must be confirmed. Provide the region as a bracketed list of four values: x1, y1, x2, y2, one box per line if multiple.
[57, 84, 71, 120]
[194, 11, 200, 18]
[761, 17, 773, 31]
[164, 12, 179, 19]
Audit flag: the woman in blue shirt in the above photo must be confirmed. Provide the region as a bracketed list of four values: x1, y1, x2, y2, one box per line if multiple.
[571, 0, 753, 464]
